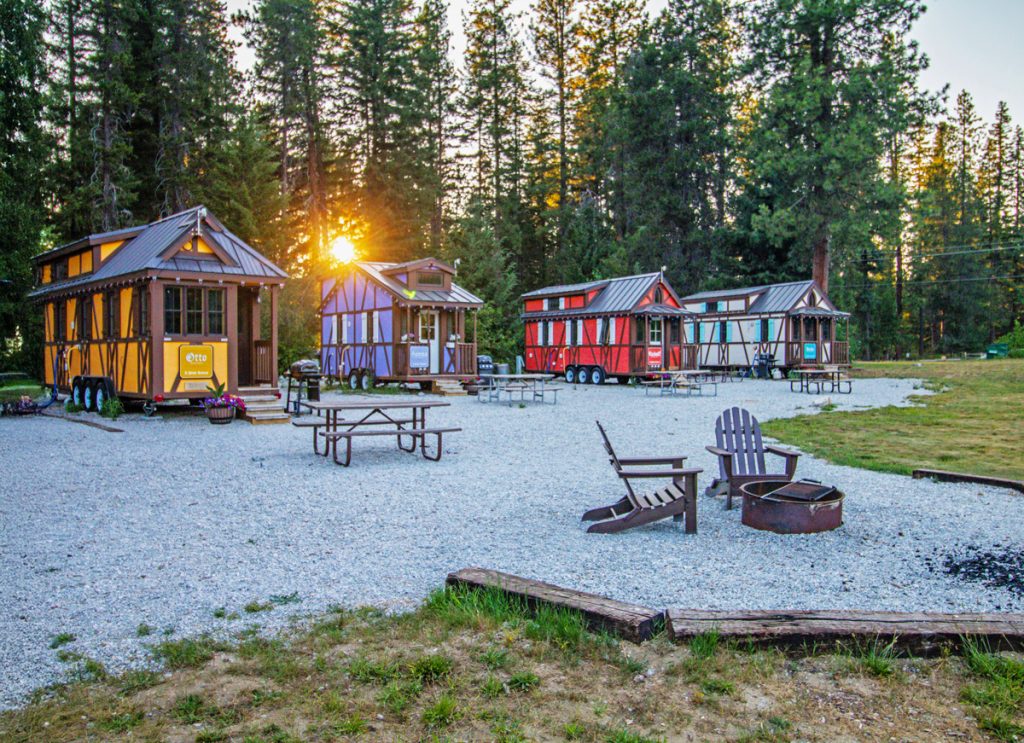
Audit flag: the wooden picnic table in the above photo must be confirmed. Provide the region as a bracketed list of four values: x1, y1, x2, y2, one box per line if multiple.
[789, 368, 851, 395]
[296, 399, 458, 466]
[478, 373, 559, 406]
[639, 370, 718, 397]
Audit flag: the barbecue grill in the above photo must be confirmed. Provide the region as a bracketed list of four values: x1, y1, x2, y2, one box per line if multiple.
[286, 359, 322, 415]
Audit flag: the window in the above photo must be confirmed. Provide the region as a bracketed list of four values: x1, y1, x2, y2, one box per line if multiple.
[104, 291, 118, 338]
[53, 301, 66, 341]
[607, 317, 616, 345]
[53, 260, 68, 281]
[546, 297, 558, 311]
[207, 289, 225, 336]
[694, 323, 702, 344]
[568, 319, 578, 346]
[164, 287, 182, 334]
[649, 318, 662, 344]
[185, 288, 204, 335]
[654, 288, 664, 303]
[822, 319, 832, 341]
[537, 321, 547, 346]
[341, 314, 351, 344]
[705, 301, 718, 313]
[760, 318, 770, 342]
[372, 311, 382, 343]
[78, 296, 93, 340]
[719, 320, 728, 343]
[669, 318, 680, 344]
[360, 312, 370, 342]
[419, 312, 437, 341]
[417, 271, 443, 287]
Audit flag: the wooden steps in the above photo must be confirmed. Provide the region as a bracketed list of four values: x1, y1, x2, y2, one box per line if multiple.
[238, 386, 290, 425]
[446, 567, 664, 642]
[665, 609, 1024, 655]
[432, 378, 468, 397]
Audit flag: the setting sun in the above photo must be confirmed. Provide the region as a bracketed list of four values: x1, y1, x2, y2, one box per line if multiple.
[329, 235, 357, 264]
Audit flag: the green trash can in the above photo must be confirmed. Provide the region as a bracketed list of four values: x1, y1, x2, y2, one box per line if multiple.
[986, 343, 1009, 359]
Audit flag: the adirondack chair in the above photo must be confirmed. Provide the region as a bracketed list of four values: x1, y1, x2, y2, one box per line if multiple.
[706, 407, 800, 510]
[582, 421, 702, 534]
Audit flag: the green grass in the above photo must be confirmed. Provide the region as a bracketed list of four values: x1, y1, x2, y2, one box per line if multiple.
[150, 636, 225, 669]
[507, 671, 540, 691]
[409, 653, 453, 683]
[244, 600, 275, 613]
[605, 729, 664, 743]
[761, 360, 1024, 481]
[421, 693, 460, 728]
[49, 632, 75, 649]
[480, 648, 510, 669]
[960, 637, 1024, 740]
[688, 630, 721, 661]
[850, 638, 901, 678]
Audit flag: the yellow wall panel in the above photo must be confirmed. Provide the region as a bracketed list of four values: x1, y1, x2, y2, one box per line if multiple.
[120, 342, 140, 393]
[44, 347, 55, 385]
[67, 344, 84, 379]
[89, 343, 103, 376]
[42, 264, 51, 284]
[120, 288, 133, 337]
[66, 298, 76, 339]
[45, 304, 54, 342]
[100, 241, 124, 261]
[195, 238, 215, 254]
[68, 254, 80, 277]
[92, 294, 103, 338]
[81, 251, 93, 273]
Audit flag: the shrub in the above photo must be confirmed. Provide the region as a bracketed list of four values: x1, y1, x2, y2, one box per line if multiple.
[99, 396, 124, 419]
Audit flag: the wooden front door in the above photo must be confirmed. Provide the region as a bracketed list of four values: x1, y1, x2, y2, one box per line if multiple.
[237, 288, 255, 386]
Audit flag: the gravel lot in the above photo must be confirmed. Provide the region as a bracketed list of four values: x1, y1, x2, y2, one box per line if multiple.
[2, 376, 1022, 706]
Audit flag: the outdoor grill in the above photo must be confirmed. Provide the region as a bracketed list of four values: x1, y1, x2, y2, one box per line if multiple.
[286, 359, 322, 414]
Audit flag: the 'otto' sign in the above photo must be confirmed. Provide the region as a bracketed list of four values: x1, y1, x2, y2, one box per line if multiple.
[647, 346, 663, 368]
[179, 344, 214, 378]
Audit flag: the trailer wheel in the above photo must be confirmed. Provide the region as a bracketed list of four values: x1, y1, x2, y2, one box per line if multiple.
[83, 380, 98, 411]
[71, 378, 85, 408]
[577, 367, 590, 384]
[348, 370, 361, 390]
[564, 366, 576, 384]
[94, 378, 115, 412]
[360, 372, 372, 390]
[591, 366, 606, 385]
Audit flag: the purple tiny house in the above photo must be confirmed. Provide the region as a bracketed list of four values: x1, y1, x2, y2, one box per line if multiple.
[319, 258, 484, 390]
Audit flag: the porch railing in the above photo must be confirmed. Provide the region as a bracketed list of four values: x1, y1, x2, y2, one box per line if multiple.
[253, 339, 274, 383]
[786, 341, 851, 367]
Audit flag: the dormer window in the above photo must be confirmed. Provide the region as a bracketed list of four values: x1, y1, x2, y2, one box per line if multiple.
[546, 297, 559, 311]
[654, 288, 664, 303]
[416, 271, 443, 287]
[704, 301, 718, 313]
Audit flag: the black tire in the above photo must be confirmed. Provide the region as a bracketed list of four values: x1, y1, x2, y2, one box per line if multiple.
[615, 375, 630, 385]
[95, 378, 116, 412]
[360, 372, 372, 390]
[348, 370, 361, 390]
[71, 378, 85, 408]
[83, 379, 98, 412]
[564, 366, 576, 384]
[591, 366, 606, 385]
[577, 367, 590, 384]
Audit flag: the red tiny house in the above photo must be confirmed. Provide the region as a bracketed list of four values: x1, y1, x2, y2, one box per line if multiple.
[521, 273, 697, 383]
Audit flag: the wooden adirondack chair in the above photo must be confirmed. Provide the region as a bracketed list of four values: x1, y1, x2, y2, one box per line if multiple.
[706, 407, 800, 510]
[582, 421, 701, 534]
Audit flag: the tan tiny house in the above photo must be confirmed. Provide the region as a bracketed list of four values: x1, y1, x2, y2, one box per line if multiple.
[30, 207, 287, 413]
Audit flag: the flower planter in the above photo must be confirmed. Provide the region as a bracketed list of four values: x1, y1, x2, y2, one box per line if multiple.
[206, 406, 236, 424]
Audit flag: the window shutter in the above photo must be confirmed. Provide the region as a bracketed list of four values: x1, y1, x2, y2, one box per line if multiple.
[372, 311, 381, 343]
[342, 314, 351, 344]
[609, 317, 616, 344]
[331, 315, 339, 344]
[596, 318, 604, 344]
[768, 319, 774, 341]
[577, 319, 583, 345]
[726, 322, 732, 343]
[754, 321, 760, 342]
[559, 296, 565, 309]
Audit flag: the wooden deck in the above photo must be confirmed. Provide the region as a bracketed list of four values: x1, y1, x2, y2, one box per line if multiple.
[666, 609, 1024, 655]
[446, 567, 664, 642]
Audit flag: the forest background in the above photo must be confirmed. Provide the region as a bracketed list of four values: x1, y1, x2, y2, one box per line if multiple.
[2, 0, 1022, 372]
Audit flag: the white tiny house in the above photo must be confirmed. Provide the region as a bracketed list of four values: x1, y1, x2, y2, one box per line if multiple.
[679, 280, 850, 370]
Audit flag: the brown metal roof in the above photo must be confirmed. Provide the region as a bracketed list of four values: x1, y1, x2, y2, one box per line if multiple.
[30, 206, 287, 298]
[357, 262, 483, 307]
[682, 281, 819, 314]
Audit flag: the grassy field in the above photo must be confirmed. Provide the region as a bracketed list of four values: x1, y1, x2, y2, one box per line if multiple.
[0, 378, 44, 403]
[761, 359, 1024, 481]
[1, 585, 1021, 742]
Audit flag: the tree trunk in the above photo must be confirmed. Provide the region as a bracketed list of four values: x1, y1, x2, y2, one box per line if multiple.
[812, 230, 830, 292]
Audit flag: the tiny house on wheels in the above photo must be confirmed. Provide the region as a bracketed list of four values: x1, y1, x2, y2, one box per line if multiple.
[319, 258, 483, 391]
[679, 280, 850, 370]
[30, 206, 287, 415]
[521, 272, 697, 383]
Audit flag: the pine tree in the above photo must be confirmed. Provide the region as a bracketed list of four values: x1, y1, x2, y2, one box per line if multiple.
[0, 0, 48, 371]
[743, 0, 932, 292]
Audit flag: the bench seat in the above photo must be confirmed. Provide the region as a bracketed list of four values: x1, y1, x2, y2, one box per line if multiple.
[323, 426, 462, 466]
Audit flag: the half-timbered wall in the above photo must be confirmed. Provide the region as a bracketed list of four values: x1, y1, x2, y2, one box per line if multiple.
[320, 274, 395, 378]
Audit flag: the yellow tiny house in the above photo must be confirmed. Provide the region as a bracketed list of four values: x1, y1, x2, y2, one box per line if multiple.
[30, 207, 287, 414]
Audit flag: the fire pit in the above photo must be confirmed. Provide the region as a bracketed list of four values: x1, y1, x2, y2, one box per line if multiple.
[740, 480, 844, 534]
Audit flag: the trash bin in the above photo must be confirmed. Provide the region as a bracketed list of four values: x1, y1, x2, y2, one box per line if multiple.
[496, 362, 510, 375]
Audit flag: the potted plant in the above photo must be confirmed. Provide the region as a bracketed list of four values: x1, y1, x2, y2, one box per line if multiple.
[202, 382, 246, 424]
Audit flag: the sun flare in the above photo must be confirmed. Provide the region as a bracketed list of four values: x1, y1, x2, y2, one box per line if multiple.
[329, 235, 357, 264]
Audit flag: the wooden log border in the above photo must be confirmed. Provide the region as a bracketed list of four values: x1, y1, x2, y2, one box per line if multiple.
[912, 468, 1024, 495]
[446, 567, 664, 642]
[446, 568, 1024, 653]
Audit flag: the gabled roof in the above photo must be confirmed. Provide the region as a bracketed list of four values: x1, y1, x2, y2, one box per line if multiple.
[380, 257, 456, 276]
[682, 280, 824, 314]
[521, 272, 684, 318]
[355, 261, 483, 307]
[30, 206, 287, 298]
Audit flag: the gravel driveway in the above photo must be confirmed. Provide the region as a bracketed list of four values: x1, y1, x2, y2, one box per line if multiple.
[2, 377, 1021, 706]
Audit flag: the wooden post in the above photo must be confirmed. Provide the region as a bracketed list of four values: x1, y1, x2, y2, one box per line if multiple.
[226, 284, 238, 393]
[149, 279, 164, 398]
[270, 284, 280, 385]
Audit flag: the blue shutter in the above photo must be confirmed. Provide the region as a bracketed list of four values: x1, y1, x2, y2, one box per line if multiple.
[768, 319, 775, 341]
[726, 322, 732, 343]
[754, 321, 761, 342]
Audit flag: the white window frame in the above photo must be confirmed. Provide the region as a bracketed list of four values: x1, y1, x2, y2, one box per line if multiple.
[649, 317, 663, 344]
[342, 313, 351, 344]
[372, 310, 382, 343]
[576, 319, 584, 346]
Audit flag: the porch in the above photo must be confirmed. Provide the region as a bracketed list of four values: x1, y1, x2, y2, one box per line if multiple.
[629, 344, 699, 374]
[237, 285, 280, 387]
[785, 307, 851, 368]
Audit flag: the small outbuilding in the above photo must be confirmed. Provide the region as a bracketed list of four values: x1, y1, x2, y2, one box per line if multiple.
[30, 206, 287, 413]
[679, 280, 850, 369]
[521, 272, 697, 383]
[319, 258, 483, 390]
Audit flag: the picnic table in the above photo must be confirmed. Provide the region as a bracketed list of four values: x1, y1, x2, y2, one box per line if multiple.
[478, 373, 559, 406]
[295, 399, 459, 466]
[639, 370, 718, 397]
[789, 368, 852, 395]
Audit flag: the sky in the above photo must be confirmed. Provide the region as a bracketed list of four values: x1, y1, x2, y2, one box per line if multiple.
[227, 0, 1024, 123]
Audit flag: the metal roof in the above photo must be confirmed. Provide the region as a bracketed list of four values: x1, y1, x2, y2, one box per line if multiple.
[30, 206, 287, 298]
[357, 261, 483, 307]
[632, 303, 693, 316]
[521, 278, 609, 298]
[682, 280, 817, 314]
